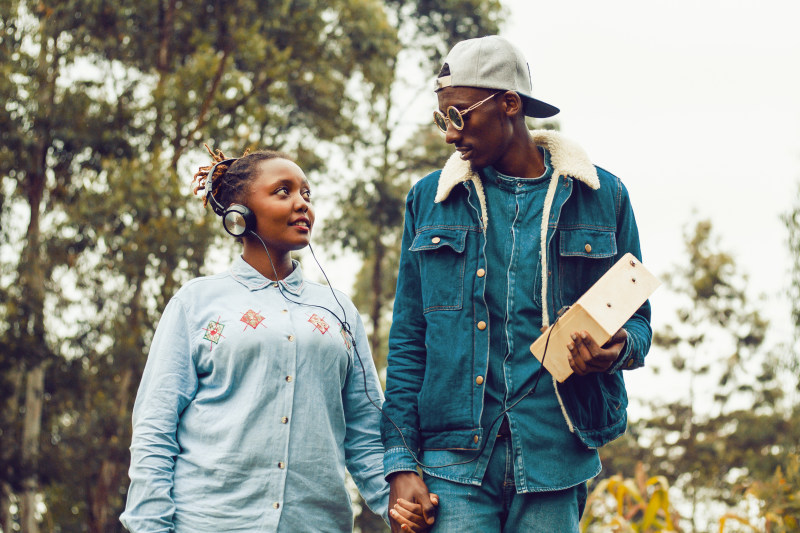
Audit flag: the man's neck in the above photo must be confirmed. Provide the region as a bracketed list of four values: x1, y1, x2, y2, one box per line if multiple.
[491, 133, 545, 179]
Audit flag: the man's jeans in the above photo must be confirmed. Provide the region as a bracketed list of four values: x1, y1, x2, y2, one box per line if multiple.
[422, 436, 588, 532]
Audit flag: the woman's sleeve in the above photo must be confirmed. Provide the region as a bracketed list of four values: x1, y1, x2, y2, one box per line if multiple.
[120, 297, 198, 533]
[341, 309, 390, 524]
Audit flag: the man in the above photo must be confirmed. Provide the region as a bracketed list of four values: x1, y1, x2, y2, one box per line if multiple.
[381, 36, 652, 532]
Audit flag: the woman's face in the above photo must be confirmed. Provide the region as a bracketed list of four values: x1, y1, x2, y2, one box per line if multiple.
[245, 158, 314, 253]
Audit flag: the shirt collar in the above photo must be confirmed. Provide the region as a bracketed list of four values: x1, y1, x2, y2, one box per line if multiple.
[230, 256, 305, 296]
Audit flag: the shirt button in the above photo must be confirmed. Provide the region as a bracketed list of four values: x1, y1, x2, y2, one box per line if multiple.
[278, 461, 285, 469]
[432, 237, 441, 244]
[282, 309, 288, 313]
[473, 435, 479, 444]
[476, 268, 486, 278]
[273, 502, 280, 509]
[475, 376, 484, 385]
[477, 321, 487, 331]
[288, 335, 295, 342]
[626, 358, 634, 368]
[584, 243, 592, 253]
[285, 376, 293, 382]
[273, 282, 279, 288]
[281, 416, 289, 424]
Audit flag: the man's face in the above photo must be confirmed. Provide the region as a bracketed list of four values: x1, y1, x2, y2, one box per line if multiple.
[436, 86, 512, 169]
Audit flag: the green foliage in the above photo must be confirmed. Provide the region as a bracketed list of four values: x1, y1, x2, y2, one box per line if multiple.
[744, 454, 800, 532]
[582, 463, 680, 532]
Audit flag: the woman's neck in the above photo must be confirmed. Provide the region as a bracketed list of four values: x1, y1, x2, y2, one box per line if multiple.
[242, 241, 294, 281]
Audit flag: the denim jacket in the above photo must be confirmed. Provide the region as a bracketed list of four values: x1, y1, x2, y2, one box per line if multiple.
[382, 130, 652, 476]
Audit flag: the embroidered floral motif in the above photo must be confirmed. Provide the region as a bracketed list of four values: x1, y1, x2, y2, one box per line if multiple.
[202, 317, 226, 350]
[307, 313, 330, 334]
[240, 309, 266, 331]
[340, 327, 352, 350]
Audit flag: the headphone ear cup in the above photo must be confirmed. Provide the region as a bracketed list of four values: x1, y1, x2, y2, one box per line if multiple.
[222, 204, 256, 237]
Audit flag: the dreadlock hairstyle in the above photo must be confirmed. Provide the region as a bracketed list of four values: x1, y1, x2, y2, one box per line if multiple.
[191, 144, 294, 214]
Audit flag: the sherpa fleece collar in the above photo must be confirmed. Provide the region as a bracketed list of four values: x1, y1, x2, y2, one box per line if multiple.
[434, 129, 600, 217]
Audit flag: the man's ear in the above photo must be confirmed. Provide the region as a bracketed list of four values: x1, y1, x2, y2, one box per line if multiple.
[500, 91, 524, 118]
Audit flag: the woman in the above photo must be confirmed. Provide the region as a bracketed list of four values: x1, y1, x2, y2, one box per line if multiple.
[120, 147, 433, 532]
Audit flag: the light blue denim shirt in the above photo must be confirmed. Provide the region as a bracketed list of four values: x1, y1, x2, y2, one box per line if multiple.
[121, 257, 389, 532]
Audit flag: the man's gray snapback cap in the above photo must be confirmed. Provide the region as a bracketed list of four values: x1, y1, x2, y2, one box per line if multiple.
[435, 35, 559, 118]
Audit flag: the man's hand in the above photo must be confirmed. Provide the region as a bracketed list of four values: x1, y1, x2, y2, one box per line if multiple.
[388, 471, 438, 532]
[566, 328, 627, 375]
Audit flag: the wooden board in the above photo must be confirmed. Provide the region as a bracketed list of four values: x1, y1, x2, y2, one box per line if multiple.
[529, 253, 660, 382]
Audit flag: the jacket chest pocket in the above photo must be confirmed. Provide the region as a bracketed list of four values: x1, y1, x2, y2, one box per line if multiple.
[411, 228, 467, 313]
[557, 228, 617, 305]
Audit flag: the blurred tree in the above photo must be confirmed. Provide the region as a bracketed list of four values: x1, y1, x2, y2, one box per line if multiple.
[782, 182, 800, 390]
[0, 0, 399, 531]
[598, 219, 785, 532]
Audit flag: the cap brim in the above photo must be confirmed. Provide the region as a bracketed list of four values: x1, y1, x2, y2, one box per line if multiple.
[522, 96, 559, 118]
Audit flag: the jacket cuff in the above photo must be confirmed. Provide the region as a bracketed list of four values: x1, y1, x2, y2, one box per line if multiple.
[607, 334, 634, 374]
[383, 446, 419, 480]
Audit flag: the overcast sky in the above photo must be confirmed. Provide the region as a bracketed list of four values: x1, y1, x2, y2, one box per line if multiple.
[497, 0, 800, 409]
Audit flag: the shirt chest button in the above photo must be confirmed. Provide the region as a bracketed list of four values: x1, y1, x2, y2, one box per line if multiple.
[473, 435, 479, 444]
[475, 376, 484, 385]
[431, 237, 441, 244]
[476, 321, 487, 331]
[281, 416, 289, 424]
[476, 268, 486, 278]
[584, 243, 592, 253]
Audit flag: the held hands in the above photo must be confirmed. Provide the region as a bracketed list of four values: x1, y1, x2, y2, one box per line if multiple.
[566, 328, 628, 376]
[388, 471, 438, 532]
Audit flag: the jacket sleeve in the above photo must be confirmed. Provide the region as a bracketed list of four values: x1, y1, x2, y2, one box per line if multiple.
[606, 176, 653, 374]
[381, 186, 426, 477]
[120, 297, 198, 533]
[341, 308, 390, 524]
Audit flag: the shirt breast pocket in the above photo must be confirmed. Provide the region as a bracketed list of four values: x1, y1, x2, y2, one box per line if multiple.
[557, 228, 617, 305]
[410, 227, 467, 313]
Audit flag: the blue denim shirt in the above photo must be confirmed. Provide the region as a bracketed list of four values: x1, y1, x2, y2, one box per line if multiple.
[382, 130, 652, 484]
[121, 257, 389, 532]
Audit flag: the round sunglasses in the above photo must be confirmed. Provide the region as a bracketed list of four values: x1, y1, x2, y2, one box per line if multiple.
[433, 91, 502, 133]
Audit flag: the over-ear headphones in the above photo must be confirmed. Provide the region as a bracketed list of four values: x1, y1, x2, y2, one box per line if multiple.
[205, 157, 256, 237]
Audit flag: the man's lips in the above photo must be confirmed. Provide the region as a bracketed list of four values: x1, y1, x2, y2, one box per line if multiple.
[456, 147, 472, 160]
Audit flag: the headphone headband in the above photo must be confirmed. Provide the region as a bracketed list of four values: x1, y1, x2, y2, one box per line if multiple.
[205, 157, 239, 216]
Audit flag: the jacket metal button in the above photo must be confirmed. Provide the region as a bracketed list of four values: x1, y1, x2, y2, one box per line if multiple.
[285, 376, 292, 382]
[475, 376, 484, 385]
[278, 461, 285, 469]
[473, 435, 479, 444]
[477, 321, 486, 331]
[584, 243, 592, 253]
[626, 358, 634, 368]
[476, 268, 486, 278]
[281, 416, 289, 424]
[288, 335, 295, 342]
[432, 237, 441, 244]
[273, 502, 280, 509]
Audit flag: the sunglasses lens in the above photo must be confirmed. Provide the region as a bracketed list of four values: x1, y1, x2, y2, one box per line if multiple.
[447, 107, 464, 130]
[433, 111, 448, 133]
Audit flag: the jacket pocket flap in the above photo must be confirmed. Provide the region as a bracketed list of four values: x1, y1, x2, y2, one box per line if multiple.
[559, 229, 617, 258]
[410, 227, 467, 253]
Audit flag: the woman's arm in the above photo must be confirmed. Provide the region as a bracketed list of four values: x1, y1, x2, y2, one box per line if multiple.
[120, 298, 198, 533]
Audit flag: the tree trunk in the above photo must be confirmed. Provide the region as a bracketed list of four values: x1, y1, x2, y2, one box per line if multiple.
[20, 365, 45, 533]
[369, 240, 385, 361]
